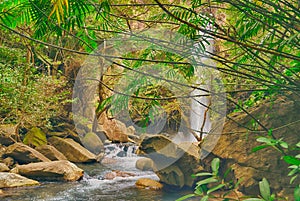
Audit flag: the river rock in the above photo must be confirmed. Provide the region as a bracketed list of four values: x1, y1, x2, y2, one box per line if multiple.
[0, 172, 39, 188]
[103, 170, 135, 180]
[136, 178, 163, 190]
[0, 124, 18, 146]
[48, 137, 96, 163]
[203, 96, 300, 197]
[136, 158, 154, 171]
[35, 145, 67, 161]
[2, 157, 14, 168]
[0, 163, 9, 172]
[98, 113, 135, 142]
[11, 160, 84, 181]
[0, 145, 6, 159]
[47, 129, 82, 145]
[100, 157, 117, 165]
[4, 143, 50, 164]
[137, 135, 203, 188]
[81, 132, 104, 155]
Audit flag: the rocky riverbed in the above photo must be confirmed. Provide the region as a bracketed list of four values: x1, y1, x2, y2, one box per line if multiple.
[0, 96, 299, 200]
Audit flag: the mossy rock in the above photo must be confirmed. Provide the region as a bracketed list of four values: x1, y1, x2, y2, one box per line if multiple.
[81, 132, 104, 155]
[23, 127, 47, 147]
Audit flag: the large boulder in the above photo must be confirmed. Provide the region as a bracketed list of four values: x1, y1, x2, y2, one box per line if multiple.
[203, 96, 300, 197]
[0, 172, 39, 188]
[137, 135, 203, 188]
[47, 129, 82, 145]
[0, 124, 19, 146]
[11, 160, 84, 181]
[48, 137, 96, 163]
[98, 114, 135, 142]
[81, 132, 104, 155]
[35, 145, 67, 161]
[4, 143, 50, 164]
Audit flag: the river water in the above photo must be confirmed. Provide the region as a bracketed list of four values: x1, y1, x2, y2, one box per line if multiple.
[1, 144, 194, 201]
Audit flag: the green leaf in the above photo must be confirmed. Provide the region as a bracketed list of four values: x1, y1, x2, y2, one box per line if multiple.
[194, 186, 204, 195]
[207, 183, 225, 194]
[252, 145, 270, 153]
[295, 185, 300, 201]
[211, 158, 220, 174]
[257, 137, 273, 145]
[259, 178, 271, 200]
[224, 167, 232, 178]
[268, 129, 273, 136]
[288, 168, 299, 176]
[193, 172, 213, 177]
[290, 175, 298, 184]
[296, 142, 300, 148]
[96, 96, 112, 113]
[283, 156, 300, 165]
[200, 195, 209, 201]
[196, 177, 218, 186]
[175, 194, 195, 201]
[279, 141, 288, 149]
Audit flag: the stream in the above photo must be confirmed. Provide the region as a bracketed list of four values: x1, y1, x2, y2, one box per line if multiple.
[1, 144, 194, 201]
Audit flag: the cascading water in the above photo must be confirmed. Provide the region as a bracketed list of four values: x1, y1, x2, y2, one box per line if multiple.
[189, 23, 215, 140]
[2, 144, 193, 201]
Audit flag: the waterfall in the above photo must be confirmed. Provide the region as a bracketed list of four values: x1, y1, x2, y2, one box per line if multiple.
[190, 25, 215, 140]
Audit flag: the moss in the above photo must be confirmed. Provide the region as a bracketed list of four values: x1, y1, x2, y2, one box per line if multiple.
[23, 127, 47, 147]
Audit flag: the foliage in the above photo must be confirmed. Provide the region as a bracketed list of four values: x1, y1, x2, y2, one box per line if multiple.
[0, 0, 299, 198]
[244, 178, 277, 201]
[0, 45, 70, 129]
[252, 132, 300, 200]
[179, 158, 299, 200]
[176, 158, 239, 201]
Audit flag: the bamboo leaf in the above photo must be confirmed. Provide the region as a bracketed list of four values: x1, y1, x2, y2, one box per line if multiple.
[196, 177, 218, 186]
[207, 183, 225, 194]
[193, 172, 213, 177]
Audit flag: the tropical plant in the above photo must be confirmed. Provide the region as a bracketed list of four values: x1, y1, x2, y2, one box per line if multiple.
[244, 178, 277, 201]
[176, 158, 240, 201]
[252, 135, 300, 200]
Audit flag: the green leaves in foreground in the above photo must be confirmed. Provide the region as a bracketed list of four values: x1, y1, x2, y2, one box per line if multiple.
[295, 185, 300, 201]
[252, 137, 289, 153]
[244, 178, 276, 201]
[253, 136, 300, 185]
[176, 158, 227, 201]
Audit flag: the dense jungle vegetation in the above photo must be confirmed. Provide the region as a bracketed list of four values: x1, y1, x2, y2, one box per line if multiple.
[0, 0, 299, 200]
